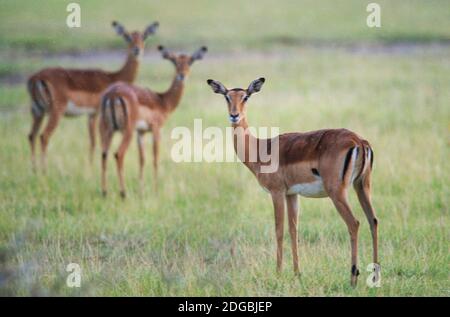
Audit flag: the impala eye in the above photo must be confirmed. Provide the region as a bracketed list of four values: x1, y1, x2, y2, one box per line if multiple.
[243, 95, 249, 102]
[225, 95, 231, 103]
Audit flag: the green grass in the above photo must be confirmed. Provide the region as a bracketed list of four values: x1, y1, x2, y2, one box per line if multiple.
[1, 48, 449, 296]
[0, 1, 449, 296]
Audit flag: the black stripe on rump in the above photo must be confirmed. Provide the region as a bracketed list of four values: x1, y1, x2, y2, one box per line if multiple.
[30, 81, 44, 113]
[342, 147, 356, 181]
[34, 80, 50, 113]
[370, 148, 374, 169]
[118, 97, 127, 121]
[40, 80, 51, 102]
[354, 146, 366, 181]
[110, 98, 119, 130]
[101, 96, 108, 117]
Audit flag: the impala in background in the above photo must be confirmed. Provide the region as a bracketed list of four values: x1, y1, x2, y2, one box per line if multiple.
[27, 20, 159, 171]
[99, 46, 208, 197]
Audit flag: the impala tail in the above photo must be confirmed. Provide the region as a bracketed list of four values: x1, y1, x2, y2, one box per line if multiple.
[27, 77, 52, 117]
[101, 95, 129, 131]
[342, 142, 374, 184]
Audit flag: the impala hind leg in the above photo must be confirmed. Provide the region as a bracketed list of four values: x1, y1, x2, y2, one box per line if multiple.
[115, 130, 133, 198]
[88, 114, 98, 164]
[329, 189, 360, 287]
[40, 110, 63, 172]
[354, 172, 378, 265]
[100, 123, 113, 197]
[271, 192, 285, 273]
[286, 194, 299, 275]
[137, 132, 146, 194]
[151, 128, 160, 191]
[28, 113, 44, 171]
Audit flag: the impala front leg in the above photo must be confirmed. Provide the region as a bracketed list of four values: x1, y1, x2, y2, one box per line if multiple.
[286, 194, 299, 275]
[271, 191, 285, 273]
[40, 108, 64, 172]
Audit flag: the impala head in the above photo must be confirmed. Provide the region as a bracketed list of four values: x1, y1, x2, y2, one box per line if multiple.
[158, 46, 208, 81]
[207, 78, 265, 124]
[112, 21, 159, 59]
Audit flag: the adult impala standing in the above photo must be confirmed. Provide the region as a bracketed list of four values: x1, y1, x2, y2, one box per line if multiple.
[27, 21, 159, 171]
[99, 46, 207, 197]
[207, 77, 378, 286]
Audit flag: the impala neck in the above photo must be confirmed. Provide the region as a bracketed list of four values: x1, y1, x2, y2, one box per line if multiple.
[113, 52, 139, 83]
[231, 116, 261, 174]
[161, 73, 185, 112]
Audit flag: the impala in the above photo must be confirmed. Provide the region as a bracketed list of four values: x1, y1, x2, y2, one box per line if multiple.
[99, 46, 207, 197]
[207, 77, 378, 286]
[27, 20, 159, 171]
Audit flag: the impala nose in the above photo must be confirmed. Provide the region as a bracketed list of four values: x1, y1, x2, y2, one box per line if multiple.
[132, 47, 140, 57]
[229, 113, 240, 123]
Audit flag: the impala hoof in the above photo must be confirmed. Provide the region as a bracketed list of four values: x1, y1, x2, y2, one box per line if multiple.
[102, 190, 107, 197]
[350, 265, 359, 287]
[120, 191, 126, 199]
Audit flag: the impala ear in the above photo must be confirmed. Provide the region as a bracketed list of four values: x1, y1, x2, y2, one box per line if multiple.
[158, 45, 176, 63]
[190, 46, 208, 64]
[143, 21, 159, 40]
[112, 21, 131, 43]
[247, 77, 265, 95]
[207, 79, 227, 95]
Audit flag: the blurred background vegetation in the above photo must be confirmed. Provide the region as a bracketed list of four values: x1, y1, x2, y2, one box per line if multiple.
[0, 0, 449, 52]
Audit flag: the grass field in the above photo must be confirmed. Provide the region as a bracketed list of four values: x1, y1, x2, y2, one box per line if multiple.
[0, 1, 449, 296]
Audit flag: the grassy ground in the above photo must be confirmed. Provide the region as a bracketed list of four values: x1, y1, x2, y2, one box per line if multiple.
[0, 1, 449, 296]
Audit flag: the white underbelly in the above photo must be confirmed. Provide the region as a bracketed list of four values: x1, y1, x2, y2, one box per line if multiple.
[65, 101, 96, 116]
[287, 179, 327, 198]
[135, 120, 150, 131]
